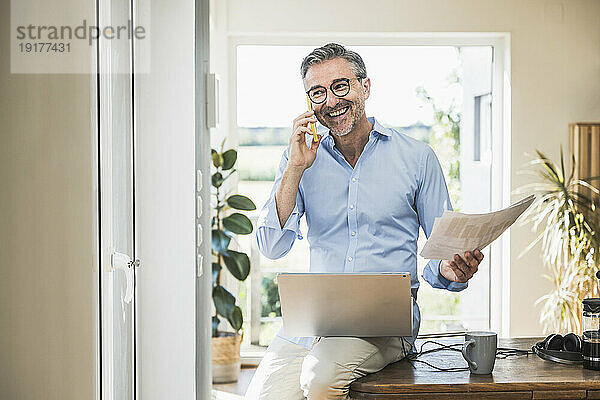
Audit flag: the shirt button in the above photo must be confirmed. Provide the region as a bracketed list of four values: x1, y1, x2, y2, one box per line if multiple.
[347, 256, 353, 262]
[351, 177, 357, 183]
[351, 231, 356, 236]
[349, 205, 355, 210]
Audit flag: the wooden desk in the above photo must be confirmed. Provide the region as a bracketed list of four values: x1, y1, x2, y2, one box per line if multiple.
[349, 338, 600, 399]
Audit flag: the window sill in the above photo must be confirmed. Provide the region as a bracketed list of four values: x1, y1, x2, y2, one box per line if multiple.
[240, 344, 266, 367]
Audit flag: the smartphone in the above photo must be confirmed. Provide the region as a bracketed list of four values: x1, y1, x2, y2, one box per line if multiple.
[306, 95, 319, 143]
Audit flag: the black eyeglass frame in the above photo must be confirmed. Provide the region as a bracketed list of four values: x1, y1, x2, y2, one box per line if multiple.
[306, 77, 363, 105]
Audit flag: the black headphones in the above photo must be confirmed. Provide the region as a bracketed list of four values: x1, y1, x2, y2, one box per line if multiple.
[539, 333, 583, 352]
[533, 333, 584, 364]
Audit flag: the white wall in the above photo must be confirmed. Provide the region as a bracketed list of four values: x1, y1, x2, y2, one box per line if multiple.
[0, 0, 98, 398]
[224, 0, 600, 337]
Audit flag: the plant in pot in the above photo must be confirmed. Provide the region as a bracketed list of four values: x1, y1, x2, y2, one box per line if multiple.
[210, 144, 256, 383]
[517, 149, 599, 333]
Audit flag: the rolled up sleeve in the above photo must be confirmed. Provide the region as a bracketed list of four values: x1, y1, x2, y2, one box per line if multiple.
[417, 145, 467, 292]
[255, 149, 305, 259]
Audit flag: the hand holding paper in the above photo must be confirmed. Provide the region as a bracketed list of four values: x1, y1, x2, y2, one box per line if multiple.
[440, 249, 485, 283]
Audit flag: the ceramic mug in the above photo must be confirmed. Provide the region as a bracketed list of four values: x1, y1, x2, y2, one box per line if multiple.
[462, 331, 497, 374]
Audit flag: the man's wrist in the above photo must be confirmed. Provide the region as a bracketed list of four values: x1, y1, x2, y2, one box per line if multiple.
[437, 260, 453, 286]
[284, 164, 306, 177]
[439, 260, 452, 279]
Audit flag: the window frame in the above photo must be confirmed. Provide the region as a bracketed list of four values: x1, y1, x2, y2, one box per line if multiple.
[228, 33, 512, 348]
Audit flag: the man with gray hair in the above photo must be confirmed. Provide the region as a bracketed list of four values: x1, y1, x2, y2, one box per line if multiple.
[245, 43, 483, 399]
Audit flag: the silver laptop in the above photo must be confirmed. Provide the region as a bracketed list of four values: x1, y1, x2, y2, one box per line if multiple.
[277, 272, 412, 337]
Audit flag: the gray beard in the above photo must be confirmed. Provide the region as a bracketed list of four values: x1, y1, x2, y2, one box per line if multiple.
[326, 102, 366, 137]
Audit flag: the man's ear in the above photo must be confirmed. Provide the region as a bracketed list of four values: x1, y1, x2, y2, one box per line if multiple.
[362, 77, 371, 99]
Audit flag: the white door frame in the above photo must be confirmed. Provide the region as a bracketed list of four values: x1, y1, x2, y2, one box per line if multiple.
[196, 0, 212, 397]
[134, 0, 198, 398]
[97, 0, 137, 396]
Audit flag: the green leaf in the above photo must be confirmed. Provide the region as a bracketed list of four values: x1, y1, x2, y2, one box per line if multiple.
[212, 316, 220, 336]
[228, 306, 243, 332]
[212, 263, 222, 285]
[222, 149, 237, 171]
[222, 250, 251, 281]
[223, 213, 253, 235]
[212, 172, 223, 188]
[213, 285, 235, 318]
[226, 195, 257, 211]
[211, 149, 223, 168]
[212, 229, 231, 253]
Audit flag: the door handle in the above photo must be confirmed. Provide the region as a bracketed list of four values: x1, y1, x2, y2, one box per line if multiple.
[111, 252, 138, 304]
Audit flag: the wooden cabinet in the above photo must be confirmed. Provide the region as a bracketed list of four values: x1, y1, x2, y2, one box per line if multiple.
[571, 123, 600, 204]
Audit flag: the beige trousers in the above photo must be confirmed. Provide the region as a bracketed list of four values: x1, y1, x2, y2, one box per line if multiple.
[244, 335, 411, 400]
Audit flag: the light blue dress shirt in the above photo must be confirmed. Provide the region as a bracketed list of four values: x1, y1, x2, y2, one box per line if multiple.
[255, 117, 467, 351]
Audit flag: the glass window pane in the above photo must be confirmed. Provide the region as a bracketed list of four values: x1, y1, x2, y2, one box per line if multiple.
[100, 0, 135, 396]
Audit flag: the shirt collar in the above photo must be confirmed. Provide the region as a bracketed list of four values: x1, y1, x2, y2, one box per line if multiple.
[369, 117, 393, 138]
[319, 116, 392, 148]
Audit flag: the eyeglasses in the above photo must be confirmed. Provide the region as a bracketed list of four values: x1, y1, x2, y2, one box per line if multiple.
[306, 77, 362, 104]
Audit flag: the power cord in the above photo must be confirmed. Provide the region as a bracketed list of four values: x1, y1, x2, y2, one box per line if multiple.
[496, 347, 532, 359]
[403, 339, 532, 372]
[406, 340, 469, 372]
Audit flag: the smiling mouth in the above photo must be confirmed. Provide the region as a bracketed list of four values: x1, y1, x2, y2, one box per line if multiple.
[327, 106, 349, 118]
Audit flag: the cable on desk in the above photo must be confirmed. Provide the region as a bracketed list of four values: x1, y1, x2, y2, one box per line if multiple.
[405, 340, 470, 372]
[496, 347, 532, 359]
[413, 340, 464, 356]
[404, 341, 532, 372]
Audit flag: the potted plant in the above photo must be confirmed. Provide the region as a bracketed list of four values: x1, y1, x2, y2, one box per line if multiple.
[518, 149, 599, 333]
[210, 143, 256, 383]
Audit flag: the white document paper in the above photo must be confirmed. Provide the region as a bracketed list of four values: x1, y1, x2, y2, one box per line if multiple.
[420, 195, 535, 260]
